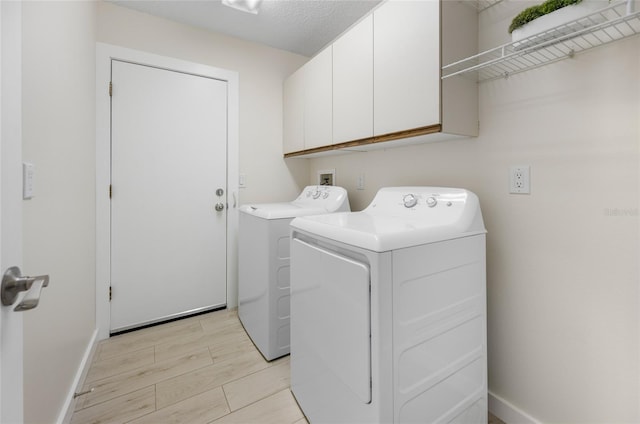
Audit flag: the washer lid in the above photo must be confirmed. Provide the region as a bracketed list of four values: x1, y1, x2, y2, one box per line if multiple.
[290, 187, 486, 252]
[239, 185, 351, 220]
[239, 203, 328, 219]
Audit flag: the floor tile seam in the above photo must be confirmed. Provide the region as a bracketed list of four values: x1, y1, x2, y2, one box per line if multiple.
[152, 384, 231, 417]
[215, 387, 299, 421]
[91, 345, 155, 367]
[80, 347, 211, 389]
[155, 377, 225, 411]
[72, 382, 157, 414]
[155, 333, 244, 361]
[100, 327, 207, 354]
[98, 342, 166, 361]
[85, 355, 157, 384]
[100, 326, 206, 355]
[221, 357, 289, 390]
[200, 325, 246, 338]
[154, 340, 217, 363]
[151, 365, 229, 410]
[120, 385, 159, 424]
[221, 377, 291, 413]
[220, 383, 233, 418]
[152, 356, 274, 411]
[142, 354, 216, 389]
[76, 354, 215, 410]
[206, 343, 257, 364]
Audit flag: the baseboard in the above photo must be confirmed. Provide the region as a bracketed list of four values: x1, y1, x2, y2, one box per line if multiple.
[56, 328, 99, 424]
[489, 391, 541, 424]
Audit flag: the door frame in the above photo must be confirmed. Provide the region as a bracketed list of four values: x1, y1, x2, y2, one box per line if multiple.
[95, 43, 239, 340]
[0, 2, 24, 422]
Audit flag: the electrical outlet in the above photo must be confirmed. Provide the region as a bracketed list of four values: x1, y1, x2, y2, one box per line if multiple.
[356, 174, 365, 190]
[509, 165, 530, 194]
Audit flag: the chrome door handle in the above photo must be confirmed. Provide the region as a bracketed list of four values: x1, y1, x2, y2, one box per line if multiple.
[215, 203, 225, 212]
[1, 267, 50, 311]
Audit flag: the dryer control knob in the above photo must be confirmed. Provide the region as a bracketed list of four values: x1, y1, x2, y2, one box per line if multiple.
[403, 194, 418, 208]
[322, 191, 330, 199]
[426, 197, 438, 208]
[312, 190, 321, 199]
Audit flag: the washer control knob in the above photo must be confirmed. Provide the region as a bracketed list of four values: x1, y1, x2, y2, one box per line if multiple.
[312, 190, 321, 199]
[426, 197, 438, 208]
[322, 191, 329, 199]
[403, 194, 418, 208]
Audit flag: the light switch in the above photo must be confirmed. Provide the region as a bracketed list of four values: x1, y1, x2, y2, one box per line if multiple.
[23, 162, 34, 199]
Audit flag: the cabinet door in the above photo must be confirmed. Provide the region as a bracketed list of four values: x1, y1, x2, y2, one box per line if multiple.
[283, 67, 305, 154]
[304, 46, 333, 150]
[373, 0, 440, 136]
[333, 15, 373, 144]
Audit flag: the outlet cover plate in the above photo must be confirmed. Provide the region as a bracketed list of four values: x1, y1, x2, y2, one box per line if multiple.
[509, 165, 530, 194]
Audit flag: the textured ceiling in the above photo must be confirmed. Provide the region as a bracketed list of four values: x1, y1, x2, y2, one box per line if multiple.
[110, 0, 383, 57]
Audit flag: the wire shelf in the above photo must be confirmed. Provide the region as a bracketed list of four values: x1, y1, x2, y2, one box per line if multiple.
[443, 0, 640, 82]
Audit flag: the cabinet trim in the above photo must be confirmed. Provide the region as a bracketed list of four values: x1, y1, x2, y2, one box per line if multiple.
[283, 124, 442, 158]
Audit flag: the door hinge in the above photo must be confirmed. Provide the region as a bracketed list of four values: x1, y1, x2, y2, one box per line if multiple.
[109, 286, 112, 302]
[109, 81, 112, 97]
[109, 184, 112, 199]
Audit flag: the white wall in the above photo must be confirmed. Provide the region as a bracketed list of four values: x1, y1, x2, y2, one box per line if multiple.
[97, 1, 309, 205]
[21, 1, 97, 423]
[308, 3, 640, 422]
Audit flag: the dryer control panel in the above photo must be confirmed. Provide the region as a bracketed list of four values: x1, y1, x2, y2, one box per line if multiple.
[364, 187, 482, 231]
[293, 186, 351, 213]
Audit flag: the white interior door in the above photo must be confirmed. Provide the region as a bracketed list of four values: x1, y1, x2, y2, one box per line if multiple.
[110, 60, 228, 332]
[0, 2, 24, 421]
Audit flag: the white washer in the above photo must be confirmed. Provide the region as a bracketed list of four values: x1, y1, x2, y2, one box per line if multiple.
[290, 187, 487, 423]
[238, 186, 350, 361]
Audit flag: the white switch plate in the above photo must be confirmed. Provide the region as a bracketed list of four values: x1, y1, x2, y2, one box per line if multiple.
[509, 165, 530, 194]
[23, 162, 34, 199]
[356, 174, 365, 190]
[239, 173, 246, 188]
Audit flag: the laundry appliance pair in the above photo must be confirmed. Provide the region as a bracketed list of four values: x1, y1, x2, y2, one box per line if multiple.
[239, 185, 487, 423]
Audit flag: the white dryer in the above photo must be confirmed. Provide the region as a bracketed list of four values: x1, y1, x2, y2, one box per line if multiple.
[290, 187, 487, 423]
[238, 186, 350, 361]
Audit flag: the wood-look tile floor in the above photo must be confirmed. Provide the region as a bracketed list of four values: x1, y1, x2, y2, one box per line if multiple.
[72, 308, 505, 424]
[71, 309, 306, 424]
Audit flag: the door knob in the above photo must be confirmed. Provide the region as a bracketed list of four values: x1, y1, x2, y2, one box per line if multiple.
[1, 266, 50, 311]
[215, 203, 225, 212]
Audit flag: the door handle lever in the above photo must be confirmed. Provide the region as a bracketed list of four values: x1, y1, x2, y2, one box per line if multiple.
[1, 267, 50, 311]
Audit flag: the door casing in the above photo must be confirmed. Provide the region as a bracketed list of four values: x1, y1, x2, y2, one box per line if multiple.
[0, 2, 24, 422]
[95, 43, 239, 340]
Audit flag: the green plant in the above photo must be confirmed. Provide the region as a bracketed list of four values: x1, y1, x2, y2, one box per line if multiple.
[508, 0, 584, 33]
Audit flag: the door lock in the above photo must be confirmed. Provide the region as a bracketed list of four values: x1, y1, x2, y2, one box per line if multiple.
[215, 203, 225, 212]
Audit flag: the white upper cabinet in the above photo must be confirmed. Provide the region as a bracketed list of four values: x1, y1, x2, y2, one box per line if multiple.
[333, 15, 374, 144]
[283, 66, 305, 154]
[283, 0, 478, 157]
[303, 46, 333, 150]
[373, 0, 440, 136]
